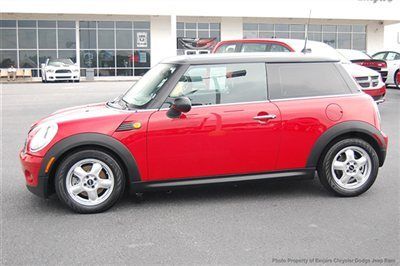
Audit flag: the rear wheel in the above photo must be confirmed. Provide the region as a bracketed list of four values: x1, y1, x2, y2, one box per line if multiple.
[55, 150, 125, 213]
[318, 138, 379, 197]
[394, 70, 400, 89]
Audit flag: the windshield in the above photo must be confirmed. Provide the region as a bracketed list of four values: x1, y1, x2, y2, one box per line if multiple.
[122, 63, 177, 108]
[48, 58, 74, 66]
[337, 49, 370, 61]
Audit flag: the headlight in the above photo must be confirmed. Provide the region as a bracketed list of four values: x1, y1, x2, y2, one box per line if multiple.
[29, 123, 58, 152]
[72, 69, 79, 73]
[46, 69, 55, 73]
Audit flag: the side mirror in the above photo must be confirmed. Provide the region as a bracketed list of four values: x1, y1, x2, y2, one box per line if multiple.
[167, 97, 192, 118]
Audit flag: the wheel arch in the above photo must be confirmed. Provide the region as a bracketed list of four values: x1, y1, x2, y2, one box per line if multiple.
[307, 121, 387, 169]
[40, 133, 141, 196]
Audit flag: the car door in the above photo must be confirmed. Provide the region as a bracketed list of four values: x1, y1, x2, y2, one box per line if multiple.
[145, 62, 282, 182]
[385, 52, 400, 83]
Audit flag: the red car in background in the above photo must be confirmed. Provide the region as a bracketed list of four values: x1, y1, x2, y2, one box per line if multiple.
[20, 53, 388, 213]
[213, 39, 387, 103]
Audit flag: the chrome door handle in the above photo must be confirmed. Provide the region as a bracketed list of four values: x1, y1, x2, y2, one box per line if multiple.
[253, 114, 277, 120]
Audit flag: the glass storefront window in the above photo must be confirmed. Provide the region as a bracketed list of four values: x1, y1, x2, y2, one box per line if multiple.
[0, 20, 78, 77]
[79, 20, 151, 77]
[323, 32, 337, 48]
[116, 50, 133, 67]
[243, 23, 366, 50]
[275, 32, 289, 38]
[58, 50, 77, 63]
[117, 68, 133, 76]
[38, 20, 56, 28]
[79, 21, 96, 29]
[98, 50, 115, 67]
[98, 21, 114, 29]
[38, 29, 57, 49]
[0, 20, 16, 27]
[58, 29, 76, 49]
[98, 69, 115, 76]
[0, 50, 17, 68]
[18, 29, 37, 49]
[19, 50, 38, 68]
[58, 21, 75, 28]
[98, 30, 115, 49]
[116, 30, 133, 49]
[116, 21, 132, 29]
[38, 50, 57, 64]
[80, 50, 97, 68]
[18, 20, 37, 28]
[80, 29, 97, 49]
[134, 68, 148, 76]
[338, 33, 351, 49]
[1, 29, 17, 49]
[353, 34, 366, 50]
[133, 50, 150, 68]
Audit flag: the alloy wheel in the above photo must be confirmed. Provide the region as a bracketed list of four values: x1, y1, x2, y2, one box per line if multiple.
[65, 158, 115, 206]
[331, 146, 372, 190]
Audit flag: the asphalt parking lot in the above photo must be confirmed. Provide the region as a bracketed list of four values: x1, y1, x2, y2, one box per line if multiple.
[1, 81, 399, 265]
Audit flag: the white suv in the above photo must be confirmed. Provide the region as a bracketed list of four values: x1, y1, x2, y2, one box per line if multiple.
[41, 58, 80, 83]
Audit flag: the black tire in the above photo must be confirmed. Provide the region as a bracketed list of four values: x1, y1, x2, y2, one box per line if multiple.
[317, 138, 379, 197]
[55, 149, 125, 213]
[394, 70, 400, 89]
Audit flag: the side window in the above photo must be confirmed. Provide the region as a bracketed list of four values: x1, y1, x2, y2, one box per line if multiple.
[386, 52, 400, 61]
[372, 52, 386, 60]
[241, 43, 267, 52]
[267, 63, 350, 99]
[168, 63, 267, 106]
[215, 44, 237, 53]
[268, 44, 290, 52]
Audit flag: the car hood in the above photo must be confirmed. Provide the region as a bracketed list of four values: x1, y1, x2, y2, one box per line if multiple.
[342, 63, 380, 77]
[37, 102, 130, 126]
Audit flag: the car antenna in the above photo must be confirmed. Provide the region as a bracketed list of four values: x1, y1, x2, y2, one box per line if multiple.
[302, 10, 312, 53]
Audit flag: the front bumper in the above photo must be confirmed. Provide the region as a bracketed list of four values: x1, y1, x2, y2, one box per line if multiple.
[20, 151, 49, 198]
[46, 72, 80, 81]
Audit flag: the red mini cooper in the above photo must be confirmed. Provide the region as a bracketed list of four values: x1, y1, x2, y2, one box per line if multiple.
[20, 53, 388, 213]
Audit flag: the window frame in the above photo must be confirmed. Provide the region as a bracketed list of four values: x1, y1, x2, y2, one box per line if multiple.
[266, 62, 355, 101]
[161, 62, 269, 109]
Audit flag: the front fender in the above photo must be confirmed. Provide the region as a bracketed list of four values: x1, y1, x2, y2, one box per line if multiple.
[39, 133, 141, 197]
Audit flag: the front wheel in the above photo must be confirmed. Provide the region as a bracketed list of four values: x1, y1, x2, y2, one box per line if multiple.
[318, 138, 379, 197]
[55, 150, 125, 213]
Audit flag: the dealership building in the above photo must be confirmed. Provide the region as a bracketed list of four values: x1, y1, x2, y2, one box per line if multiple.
[1, 0, 400, 80]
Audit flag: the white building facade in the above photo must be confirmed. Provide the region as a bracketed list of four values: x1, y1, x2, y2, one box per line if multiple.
[1, 0, 400, 79]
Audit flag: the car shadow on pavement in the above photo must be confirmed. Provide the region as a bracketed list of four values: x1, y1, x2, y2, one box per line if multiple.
[24, 177, 331, 214]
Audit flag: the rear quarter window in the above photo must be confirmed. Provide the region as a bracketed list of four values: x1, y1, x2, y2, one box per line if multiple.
[267, 63, 352, 100]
